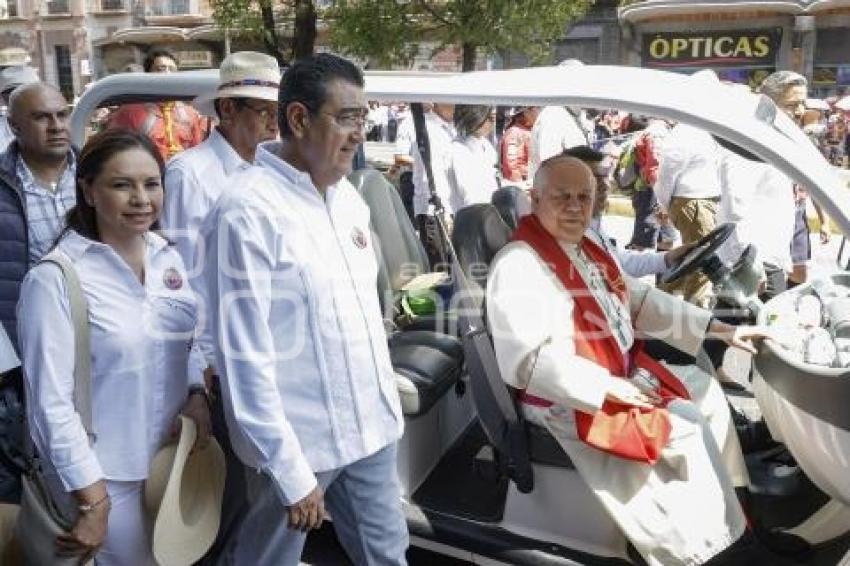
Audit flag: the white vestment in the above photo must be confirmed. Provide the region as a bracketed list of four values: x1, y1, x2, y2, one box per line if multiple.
[487, 240, 748, 566]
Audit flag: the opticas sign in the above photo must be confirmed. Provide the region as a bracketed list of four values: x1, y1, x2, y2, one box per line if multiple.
[642, 29, 782, 68]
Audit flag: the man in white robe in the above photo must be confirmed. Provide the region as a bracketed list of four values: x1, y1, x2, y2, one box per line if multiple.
[487, 155, 773, 565]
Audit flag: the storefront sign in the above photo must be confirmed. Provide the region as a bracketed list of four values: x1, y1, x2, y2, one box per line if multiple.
[642, 29, 782, 69]
[176, 50, 212, 69]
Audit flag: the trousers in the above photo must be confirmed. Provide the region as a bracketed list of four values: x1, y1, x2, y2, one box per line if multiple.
[218, 442, 408, 565]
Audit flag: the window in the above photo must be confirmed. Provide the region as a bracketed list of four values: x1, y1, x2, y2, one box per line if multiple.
[147, 0, 189, 15]
[47, 0, 70, 13]
[54, 45, 74, 102]
[0, 0, 18, 18]
[100, 0, 124, 9]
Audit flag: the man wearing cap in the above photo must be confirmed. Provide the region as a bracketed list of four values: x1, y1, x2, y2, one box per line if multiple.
[201, 53, 407, 565]
[161, 51, 280, 273]
[0, 66, 39, 151]
[160, 52, 279, 559]
[108, 47, 207, 161]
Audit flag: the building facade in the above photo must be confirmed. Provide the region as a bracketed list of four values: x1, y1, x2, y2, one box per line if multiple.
[619, 0, 850, 97]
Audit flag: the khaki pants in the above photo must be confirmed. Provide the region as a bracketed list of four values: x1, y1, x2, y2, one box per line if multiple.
[662, 197, 718, 306]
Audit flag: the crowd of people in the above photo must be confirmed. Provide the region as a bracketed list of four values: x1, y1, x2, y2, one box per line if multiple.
[0, 46, 837, 566]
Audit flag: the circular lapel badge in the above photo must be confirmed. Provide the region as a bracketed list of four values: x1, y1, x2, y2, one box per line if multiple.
[163, 267, 183, 290]
[351, 227, 368, 249]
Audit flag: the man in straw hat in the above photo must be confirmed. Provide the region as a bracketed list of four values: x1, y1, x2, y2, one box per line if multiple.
[160, 50, 280, 561]
[162, 50, 280, 273]
[200, 53, 407, 565]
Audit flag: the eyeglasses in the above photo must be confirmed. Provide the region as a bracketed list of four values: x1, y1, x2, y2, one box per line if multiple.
[320, 108, 369, 129]
[238, 100, 278, 122]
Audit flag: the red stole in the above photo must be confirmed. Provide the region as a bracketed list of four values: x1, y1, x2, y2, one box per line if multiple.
[512, 214, 690, 464]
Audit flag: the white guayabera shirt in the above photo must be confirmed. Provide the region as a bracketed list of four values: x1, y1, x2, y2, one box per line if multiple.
[199, 142, 403, 505]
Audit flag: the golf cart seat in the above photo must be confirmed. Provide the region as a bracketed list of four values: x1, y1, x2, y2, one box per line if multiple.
[451, 204, 513, 305]
[491, 185, 531, 231]
[451, 205, 573, 494]
[349, 168, 457, 335]
[348, 169, 464, 417]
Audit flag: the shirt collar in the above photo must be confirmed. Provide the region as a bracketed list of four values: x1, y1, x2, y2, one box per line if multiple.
[255, 141, 337, 202]
[16, 150, 76, 193]
[208, 128, 251, 176]
[58, 229, 170, 263]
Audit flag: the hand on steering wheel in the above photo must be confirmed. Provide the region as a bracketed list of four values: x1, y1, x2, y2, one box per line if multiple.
[661, 223, 736, 285]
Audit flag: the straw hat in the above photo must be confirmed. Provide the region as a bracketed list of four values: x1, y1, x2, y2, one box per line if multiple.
[145, 415, 225, 566]
[193, 51, 280, 117]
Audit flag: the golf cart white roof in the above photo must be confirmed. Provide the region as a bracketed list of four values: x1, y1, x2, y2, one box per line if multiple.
[71, 64, 850, 237]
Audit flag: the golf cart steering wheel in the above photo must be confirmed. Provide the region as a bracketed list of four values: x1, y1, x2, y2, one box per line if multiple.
[661, 223, 735, 285]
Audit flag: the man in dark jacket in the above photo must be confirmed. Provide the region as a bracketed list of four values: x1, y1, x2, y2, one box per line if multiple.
[0, 82, 75, 502]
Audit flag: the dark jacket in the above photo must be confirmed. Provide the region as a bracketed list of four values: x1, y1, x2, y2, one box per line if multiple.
[0, 142, 27, 354]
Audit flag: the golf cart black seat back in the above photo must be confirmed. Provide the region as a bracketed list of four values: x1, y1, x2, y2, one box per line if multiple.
[451, 204, 574, 494]
[349, 168, 458, 335]
[491, 185, 532, 232]
[451, 204, 513, 304]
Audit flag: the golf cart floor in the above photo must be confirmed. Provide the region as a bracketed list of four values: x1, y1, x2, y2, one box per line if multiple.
[411, 422, 509, 522]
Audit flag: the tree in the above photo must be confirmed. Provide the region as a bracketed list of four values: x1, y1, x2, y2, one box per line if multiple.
[328, 0, 595, 71]
[209, 0, 320, 65]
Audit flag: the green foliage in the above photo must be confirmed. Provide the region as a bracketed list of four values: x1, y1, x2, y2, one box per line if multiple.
[328, 0, 595, 70]
[210, 0, 267, 40]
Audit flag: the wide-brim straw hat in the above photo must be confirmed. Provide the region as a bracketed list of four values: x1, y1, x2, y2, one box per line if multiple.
[144, 415, 225, 566]
[193, 50, 281, 117]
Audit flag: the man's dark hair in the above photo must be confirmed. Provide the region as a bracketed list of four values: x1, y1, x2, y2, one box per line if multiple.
[562, 145, 605, 165]
[277, 53, 364, 139]
[143, 47, 177, 72]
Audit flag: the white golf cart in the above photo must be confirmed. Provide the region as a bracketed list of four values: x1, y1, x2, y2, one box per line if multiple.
[71, 65, 850, 565]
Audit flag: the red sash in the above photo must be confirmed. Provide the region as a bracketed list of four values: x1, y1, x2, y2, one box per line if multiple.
[512, 215, 690, 464]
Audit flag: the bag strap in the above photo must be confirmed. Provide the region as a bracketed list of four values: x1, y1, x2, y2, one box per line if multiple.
[25, 251, 94, 461]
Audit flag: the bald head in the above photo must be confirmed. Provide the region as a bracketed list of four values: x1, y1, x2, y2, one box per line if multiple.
[531, 155, 596, 244]
[8, 82, 70, 162]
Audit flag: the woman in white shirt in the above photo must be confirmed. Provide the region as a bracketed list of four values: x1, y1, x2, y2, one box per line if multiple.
[18, 129, 211, 565]
[448, 105, 500, 214]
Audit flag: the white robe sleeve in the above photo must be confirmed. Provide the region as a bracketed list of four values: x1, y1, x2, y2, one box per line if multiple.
[486, 243, 624, 414]
[627, 276, 712, 357]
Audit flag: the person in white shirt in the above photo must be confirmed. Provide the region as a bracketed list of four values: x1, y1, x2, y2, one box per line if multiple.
[201, 54, 407, 565]
[18, 129, 211, 565]
[410, 103, 456, 264]
[161, 51, 280, 274]
[654, 122, 722, 305]
[528, 105, 589, 180]
[448, 105, 499, 214]
[566, 145, 690, 278]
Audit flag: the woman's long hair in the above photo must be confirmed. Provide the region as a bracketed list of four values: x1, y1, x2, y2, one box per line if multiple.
[63, 128, 165, 242]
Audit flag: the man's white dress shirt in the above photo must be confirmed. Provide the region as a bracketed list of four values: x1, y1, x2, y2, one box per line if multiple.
[161, 128, 253, 274]
[528, 106, 589, 180]
[18, 231, 204, 491]
[654, 124, 721, 211]
[412, 112, 456, 216]
[717, 149, 795, 272]
[448, 135, 499, 213]
[199, 142, 403, 505]
[588, 218, 668, 278]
